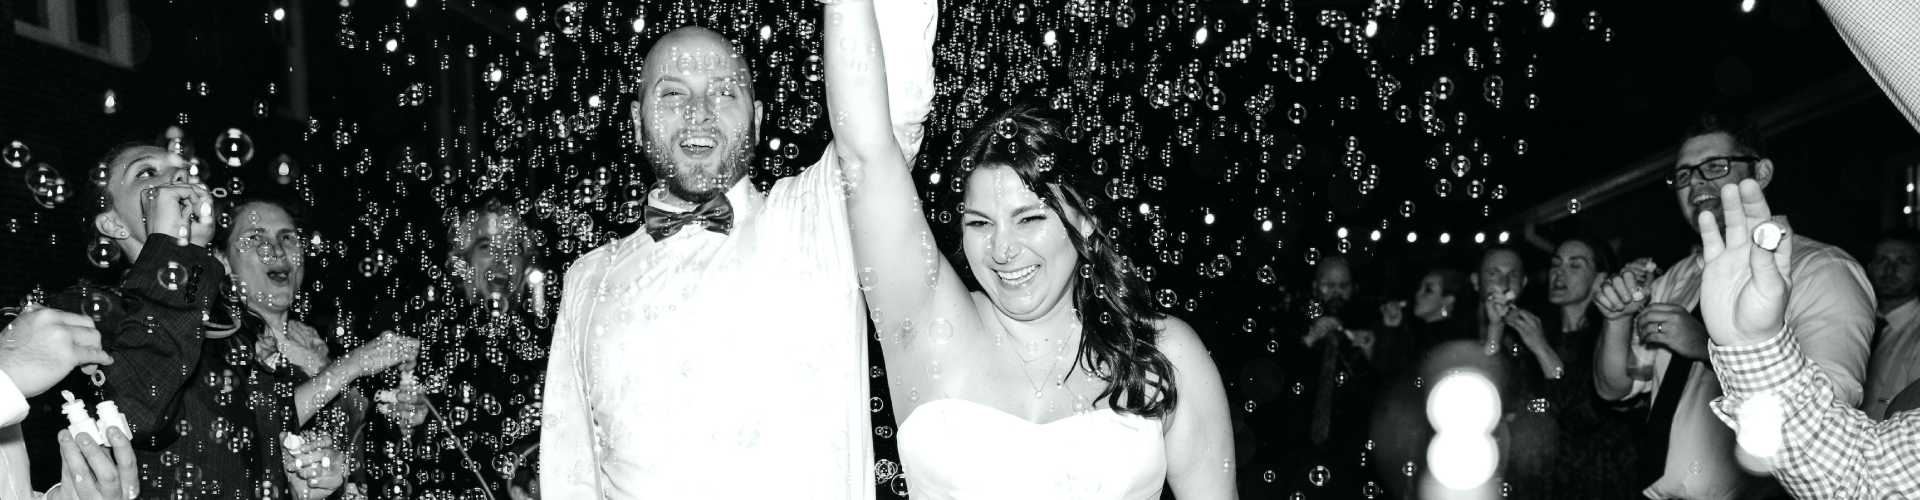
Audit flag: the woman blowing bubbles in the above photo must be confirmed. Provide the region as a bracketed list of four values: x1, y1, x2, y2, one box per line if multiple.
[818, 1, 1236, 496]
[215, 194, 426, 498]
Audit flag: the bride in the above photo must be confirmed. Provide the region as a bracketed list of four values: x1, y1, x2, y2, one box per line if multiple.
[821, 1, 1238, 498]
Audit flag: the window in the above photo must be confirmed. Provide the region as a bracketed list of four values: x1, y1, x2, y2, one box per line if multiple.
[13, 0, 133, 68]
[15, 0, 47, 27]
[74, 0, 104, 47]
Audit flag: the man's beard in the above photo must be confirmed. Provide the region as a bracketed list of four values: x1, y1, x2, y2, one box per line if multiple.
[644, 128, 756, 204]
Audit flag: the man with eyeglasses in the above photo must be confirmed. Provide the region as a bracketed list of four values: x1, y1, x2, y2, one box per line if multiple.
[1591, 112, 1874, 499]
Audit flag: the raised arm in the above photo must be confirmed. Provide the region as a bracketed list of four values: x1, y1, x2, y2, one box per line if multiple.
[291, 331, 418, 426]
[1709, 330, 1920, 498]
[538, 267, 599, 498]
[1158, 317, 1239, 499]
[1592, 268, 1654, 401]
[824, 0, 968, 388]
[1693, 179, 1919, 497]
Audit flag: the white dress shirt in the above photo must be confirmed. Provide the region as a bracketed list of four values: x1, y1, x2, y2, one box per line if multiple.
[0, 371, 24, 428]
[1, 370, 31, 500]
[539, 0, 935, 496]
[1624, 236, 1873, 499]
[1866, 298, 1920, 419]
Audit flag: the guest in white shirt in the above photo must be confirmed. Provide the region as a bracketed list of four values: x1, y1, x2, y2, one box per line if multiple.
[537, 2, 936, 497]
[1864, 230, 1920, 419]
[0, 307, 136, 500]
[1592, 112, 1875, 499]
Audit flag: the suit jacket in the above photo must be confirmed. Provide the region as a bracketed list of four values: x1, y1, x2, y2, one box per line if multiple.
[49, 234, 297, 499]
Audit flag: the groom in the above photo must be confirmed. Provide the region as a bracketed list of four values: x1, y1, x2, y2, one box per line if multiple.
[538, 0, 935, 497]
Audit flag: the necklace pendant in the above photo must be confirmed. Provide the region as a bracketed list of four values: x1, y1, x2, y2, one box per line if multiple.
[1034, 389, 1044, 399]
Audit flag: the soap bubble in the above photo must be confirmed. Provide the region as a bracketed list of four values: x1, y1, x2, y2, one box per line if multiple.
[159, 261, 187, 291]
[27, 163, 69, 208]
[554, 2, 583, 36]
[2, 140, 29, 168]
[1309, 465, 1331, 486]
[86, 237, 119, 268]
[213, 128, 254, 167]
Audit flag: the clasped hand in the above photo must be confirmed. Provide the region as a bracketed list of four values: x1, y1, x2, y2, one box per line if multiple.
[138, 182, 214, 247]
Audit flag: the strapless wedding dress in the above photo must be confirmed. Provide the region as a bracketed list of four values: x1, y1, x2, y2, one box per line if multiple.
[899, 398, 1166, 499]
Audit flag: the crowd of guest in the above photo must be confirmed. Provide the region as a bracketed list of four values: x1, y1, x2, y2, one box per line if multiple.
[1258, 111, 1920, 499]
[0, 142, 544, 499]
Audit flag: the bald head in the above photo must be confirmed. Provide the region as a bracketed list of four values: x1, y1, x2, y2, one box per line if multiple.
[633, 26, 762, 206]
[640, 27, 755, 99]
[1313, 256, 1354, 310]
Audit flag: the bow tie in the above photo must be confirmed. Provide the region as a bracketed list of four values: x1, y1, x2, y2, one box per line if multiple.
[643, 195, 735, 241]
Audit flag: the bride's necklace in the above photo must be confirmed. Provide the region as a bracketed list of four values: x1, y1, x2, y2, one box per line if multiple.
[992, 312, 1075, 400]
[1009, 328, 1066, 363]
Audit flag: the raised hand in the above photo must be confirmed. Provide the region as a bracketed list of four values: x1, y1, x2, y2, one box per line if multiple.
[1378, 300, 1406, 328]
[1304, 316, 1343, 347]
[342, 332, 421, 378]
[1504, 308, 1547, 348]
[0, 307, 112, 398]
[1346, 328, 1377, 359]
[138, 182, 214, 247]
[1595, 272, 1648, 321]
[377, 374, 429, 428]
[1696, 179, 1792, 347]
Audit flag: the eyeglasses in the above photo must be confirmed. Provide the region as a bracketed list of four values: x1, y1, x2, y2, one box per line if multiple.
[1668, 156, 1759, 189]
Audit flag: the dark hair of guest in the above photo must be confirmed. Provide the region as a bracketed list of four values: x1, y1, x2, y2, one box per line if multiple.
[1683, 111, 1768, 158]
[1426, 267, 1472, 314]
[945, 102, 1178, 418]
[1556, 236, 1618, 280]
[213, 192, 309, 251]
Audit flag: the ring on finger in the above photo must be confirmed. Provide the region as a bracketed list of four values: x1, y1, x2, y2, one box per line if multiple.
[1752, 221, 1785, 252]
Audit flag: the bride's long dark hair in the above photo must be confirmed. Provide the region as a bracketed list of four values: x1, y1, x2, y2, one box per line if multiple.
[944, 102, 1178, 418]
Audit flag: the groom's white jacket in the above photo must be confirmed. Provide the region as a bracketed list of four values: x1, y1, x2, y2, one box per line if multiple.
[539, 0, 936, 498]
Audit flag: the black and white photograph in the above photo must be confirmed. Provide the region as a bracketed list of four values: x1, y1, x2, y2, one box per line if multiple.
[0, 0, 1917, 498]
